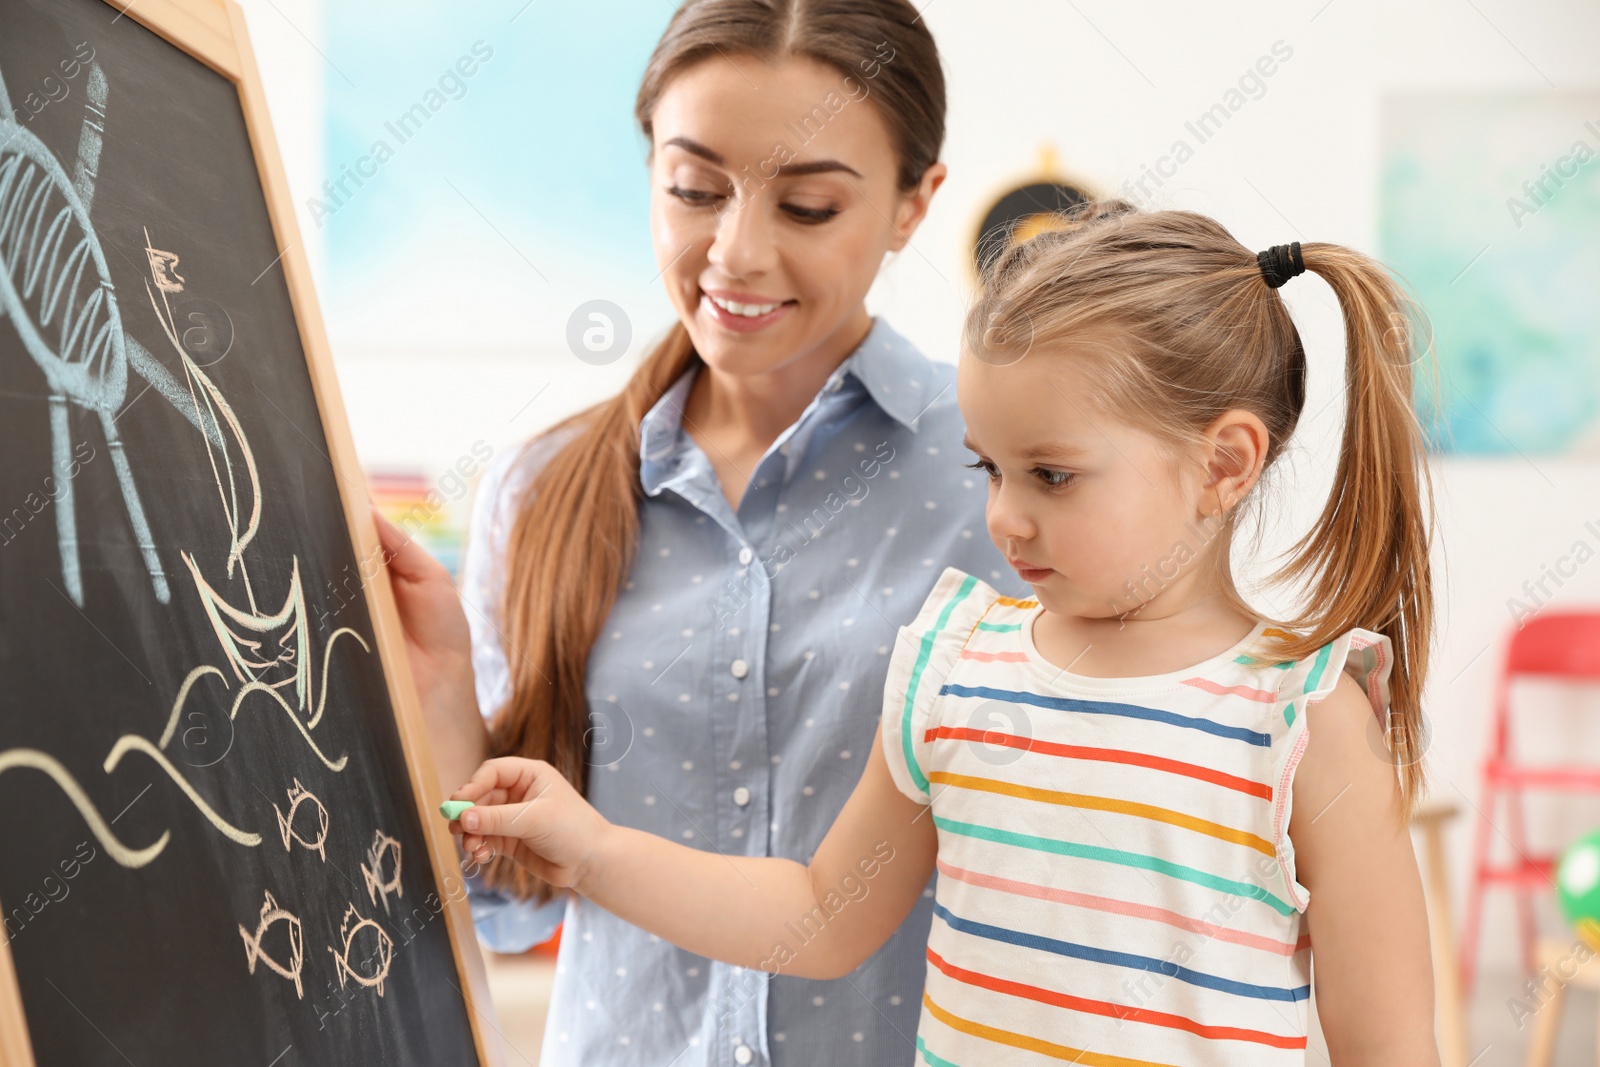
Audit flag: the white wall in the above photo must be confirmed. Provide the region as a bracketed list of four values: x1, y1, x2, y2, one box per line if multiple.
[241, 0, 1600, 982]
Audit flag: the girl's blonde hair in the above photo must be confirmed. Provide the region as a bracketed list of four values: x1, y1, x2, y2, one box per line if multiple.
[967, 200, 1434, 812]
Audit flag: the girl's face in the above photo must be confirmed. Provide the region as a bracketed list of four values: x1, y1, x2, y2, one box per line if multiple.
[648, 55, 942, 377]
[958, 344, 1221, 621]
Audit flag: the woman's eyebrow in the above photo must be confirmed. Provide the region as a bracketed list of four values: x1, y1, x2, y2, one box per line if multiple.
[772, 159, 863, 178]
[661, 136, 861, 179]
[662, 136, 725, 165]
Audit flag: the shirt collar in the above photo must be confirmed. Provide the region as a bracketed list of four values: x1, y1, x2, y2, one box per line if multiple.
[833, 316, 944, 431]
[637, 316, 940, 497]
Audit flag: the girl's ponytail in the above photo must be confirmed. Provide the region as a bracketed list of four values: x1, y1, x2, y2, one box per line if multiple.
[1276, 246, 1435, 810]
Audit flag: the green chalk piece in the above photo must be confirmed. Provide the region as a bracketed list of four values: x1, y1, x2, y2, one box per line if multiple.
[439, 800, 475, 820]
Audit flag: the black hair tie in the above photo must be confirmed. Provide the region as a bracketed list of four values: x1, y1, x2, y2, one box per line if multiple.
[1257, 242, 1305, 289]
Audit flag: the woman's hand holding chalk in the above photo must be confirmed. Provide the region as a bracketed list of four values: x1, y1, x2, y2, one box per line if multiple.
[439, 799, 475, 820]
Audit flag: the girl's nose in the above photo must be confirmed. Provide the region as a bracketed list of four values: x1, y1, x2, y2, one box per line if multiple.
[986, 484, 1037, 545]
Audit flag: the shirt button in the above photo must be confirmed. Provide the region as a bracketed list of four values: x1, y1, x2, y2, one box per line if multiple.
[738, 546, 754, 566]
[730, 659, 749, 679]
[733, 786, 751, 807]
[734, 1045, 754, 1065]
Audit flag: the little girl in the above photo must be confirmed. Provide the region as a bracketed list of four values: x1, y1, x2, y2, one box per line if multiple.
[449, 202, 1440, 1065]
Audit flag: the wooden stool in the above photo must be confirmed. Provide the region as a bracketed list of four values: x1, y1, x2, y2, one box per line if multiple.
[1413, 800, 1470, 1067]
[1524, 935, 1600, 1067]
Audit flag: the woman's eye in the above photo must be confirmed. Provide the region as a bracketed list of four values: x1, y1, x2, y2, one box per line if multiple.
[781, 203, 840, 224]
[964, 459, 999, 481]
[668, 185, 727, 208]
[1033, 467, 1075, 489]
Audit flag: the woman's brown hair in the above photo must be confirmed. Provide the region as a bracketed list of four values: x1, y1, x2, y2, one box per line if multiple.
[967, 201, 1435, 813]
[486, 0, 947, 901]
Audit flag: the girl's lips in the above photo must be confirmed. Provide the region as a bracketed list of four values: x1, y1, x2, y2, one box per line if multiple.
[1011, 561, 1054, 583]
[699, 290, 796, 334]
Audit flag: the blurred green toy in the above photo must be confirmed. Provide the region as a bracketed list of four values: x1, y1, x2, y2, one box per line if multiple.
[1557, 828, 1600, 951]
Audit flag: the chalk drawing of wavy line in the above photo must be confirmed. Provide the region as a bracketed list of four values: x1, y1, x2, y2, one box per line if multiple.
[183, 551, 310, 710]
[306, 627, 369, 730]
[0, 748, 168, 867]
[102, 734, 261, 847]
[150, 628, 364, 775]
[239, 889, 304, 999]
[156, 664, 227, 750]
[230, 682, 349, 772]
[143, 234, 262, 601]
[0, 61, 170, 606]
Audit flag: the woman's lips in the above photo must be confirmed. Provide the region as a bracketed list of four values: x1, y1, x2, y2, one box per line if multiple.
[699, 289, 796, 334]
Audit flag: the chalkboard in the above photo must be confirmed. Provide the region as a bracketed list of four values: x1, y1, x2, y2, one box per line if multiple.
[0, 1, 498, 1064]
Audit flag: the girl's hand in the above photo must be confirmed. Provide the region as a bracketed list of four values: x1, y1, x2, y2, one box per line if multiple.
[373, 506, 490, 792]
[447, 757, 610, 891]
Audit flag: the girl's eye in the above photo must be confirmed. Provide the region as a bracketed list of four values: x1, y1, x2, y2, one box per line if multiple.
[1033, 467, 1076, 489]
[781, 203, 840, 224]
[668, 185, 727, 208]
[964, 459, 999, 481]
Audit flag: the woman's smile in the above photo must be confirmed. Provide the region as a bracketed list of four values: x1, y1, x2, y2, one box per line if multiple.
[698, 286, 798, 333]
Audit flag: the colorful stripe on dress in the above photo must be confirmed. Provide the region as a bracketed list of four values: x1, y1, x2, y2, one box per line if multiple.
[926, 771, 1275, 855]
[937, 684, 1274, 747]
[933, 817, 1298, 916]
[902, 574, 980, 793]
[1180, 677, 1278, 703]
[932, 903, 1311, 1002]
[921, 725, 1273, 799]
[922, 992, 1178, 1066]
[935, 859, 1310, 956]
[926, 948, 1309, 1048]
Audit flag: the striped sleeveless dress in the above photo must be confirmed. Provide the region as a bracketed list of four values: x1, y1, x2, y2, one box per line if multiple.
[881, 567, 1394, 1066]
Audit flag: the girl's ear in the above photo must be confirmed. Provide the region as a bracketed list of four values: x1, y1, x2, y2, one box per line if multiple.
[1200, 408, 1270, 515]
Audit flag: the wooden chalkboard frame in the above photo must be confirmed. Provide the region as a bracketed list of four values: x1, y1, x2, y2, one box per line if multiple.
[0, 1, 503, 1063]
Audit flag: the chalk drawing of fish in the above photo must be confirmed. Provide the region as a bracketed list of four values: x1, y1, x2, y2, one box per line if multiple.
[359, 829, 402, 915]
[238, 889, 304, 999]
[328, 902, 394, 997]
[272, 778, 329, 862]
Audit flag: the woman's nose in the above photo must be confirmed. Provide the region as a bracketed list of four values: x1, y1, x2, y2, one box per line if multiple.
[707, 192, 779, 278]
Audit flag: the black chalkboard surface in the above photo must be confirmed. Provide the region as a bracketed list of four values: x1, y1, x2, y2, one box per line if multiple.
[0, 1, 496, 1064]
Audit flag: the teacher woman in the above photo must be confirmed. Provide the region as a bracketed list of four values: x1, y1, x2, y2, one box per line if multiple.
[381, 1, 1021, 1063]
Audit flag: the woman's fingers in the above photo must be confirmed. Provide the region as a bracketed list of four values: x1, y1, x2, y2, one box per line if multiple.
[372, 504, 442, 584]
